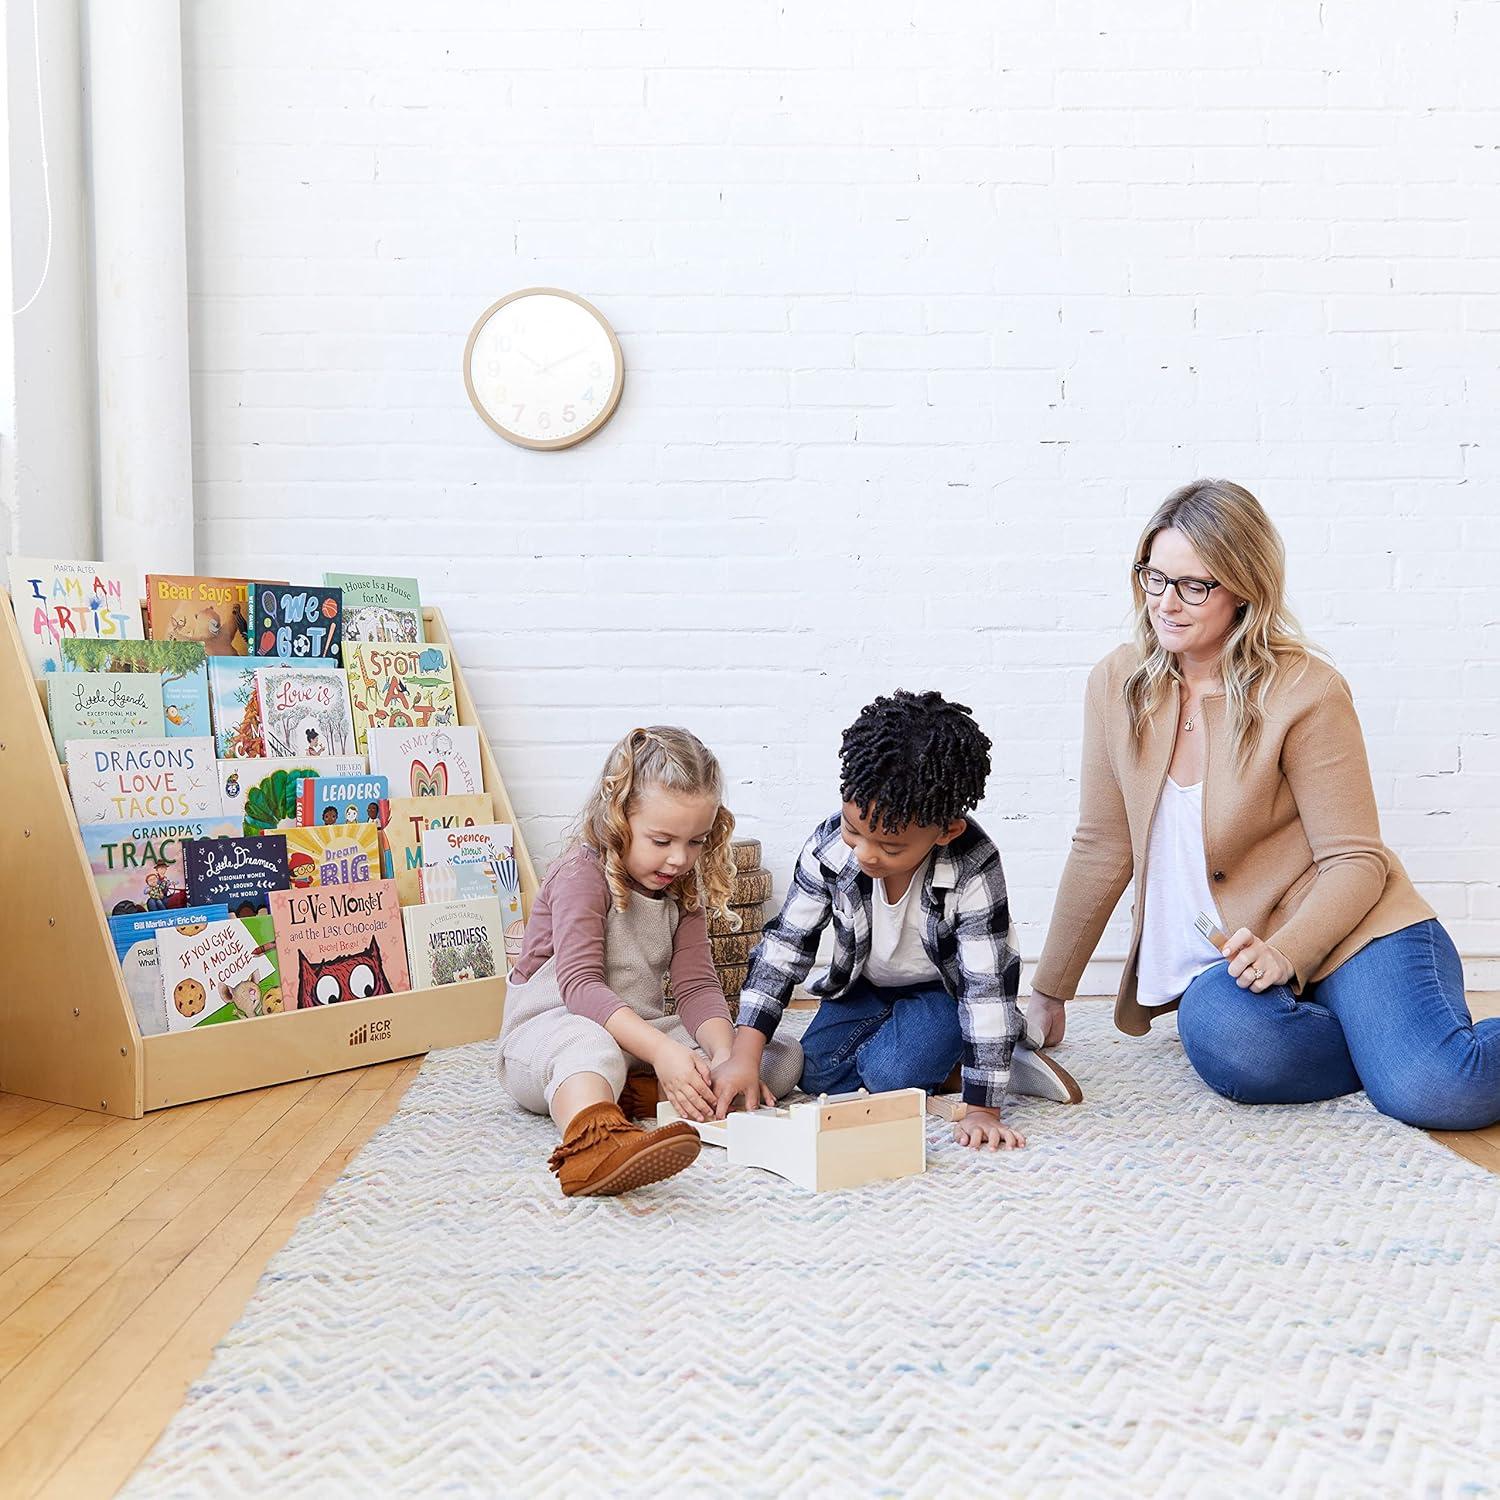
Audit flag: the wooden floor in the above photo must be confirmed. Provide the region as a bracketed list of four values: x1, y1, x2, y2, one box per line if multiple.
[1, 996, 1497, 1499]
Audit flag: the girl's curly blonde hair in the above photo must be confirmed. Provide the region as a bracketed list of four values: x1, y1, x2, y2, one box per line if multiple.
[569, 725, 738, 926]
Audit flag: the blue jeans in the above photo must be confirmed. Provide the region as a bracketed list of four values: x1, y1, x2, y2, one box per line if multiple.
[1177, 919, 1500, 1131]
[798, 977, 963, 1096]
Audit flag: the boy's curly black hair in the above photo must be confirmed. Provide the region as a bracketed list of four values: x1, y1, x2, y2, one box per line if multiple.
[838, 689, 992, 834]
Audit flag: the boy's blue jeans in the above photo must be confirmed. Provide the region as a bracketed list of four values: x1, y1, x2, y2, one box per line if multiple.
[798, 977, 963, 1096]
[1177, 919, 1500, 1131]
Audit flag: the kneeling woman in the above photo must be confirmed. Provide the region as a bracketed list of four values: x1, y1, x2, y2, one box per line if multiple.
[1029, 478, 1499, 1131]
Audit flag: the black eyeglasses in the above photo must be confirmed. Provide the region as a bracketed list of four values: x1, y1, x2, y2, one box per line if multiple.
[1134, 563, 1223, 607]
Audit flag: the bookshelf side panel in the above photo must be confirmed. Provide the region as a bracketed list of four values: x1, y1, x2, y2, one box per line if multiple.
[0, 587, 143, 1117]
[425, 606, 541, 912]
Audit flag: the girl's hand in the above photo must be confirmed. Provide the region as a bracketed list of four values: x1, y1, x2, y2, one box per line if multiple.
[1221, 929, 1295, 993]
[953, 1106, 1025, 1151]
[655, 1041, 716, 1123]
[1025, 988, 1067, 1049]
[709, 1054, 774, 1118]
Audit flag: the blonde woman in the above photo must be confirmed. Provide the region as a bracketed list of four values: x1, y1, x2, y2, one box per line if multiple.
[1028, 480, 1499, 1131]
[498, 726, 803, 1196]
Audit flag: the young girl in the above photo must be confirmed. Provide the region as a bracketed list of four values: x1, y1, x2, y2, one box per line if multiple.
[498, 726, 804, 1197]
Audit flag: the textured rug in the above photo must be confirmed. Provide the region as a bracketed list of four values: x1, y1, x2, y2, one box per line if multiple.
[122, 1006, 1500, 1499]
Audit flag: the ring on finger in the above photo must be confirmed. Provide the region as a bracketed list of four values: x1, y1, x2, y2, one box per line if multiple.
[1252, 967, 1264, 981]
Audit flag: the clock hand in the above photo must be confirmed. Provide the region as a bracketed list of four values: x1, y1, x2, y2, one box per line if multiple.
[514, 348, 543, 369]
[536, 345, 592, 375]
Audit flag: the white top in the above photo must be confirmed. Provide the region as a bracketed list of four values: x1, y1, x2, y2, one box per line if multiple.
[1135, 777, 1226, 1007]
[863, 857, 942, 989]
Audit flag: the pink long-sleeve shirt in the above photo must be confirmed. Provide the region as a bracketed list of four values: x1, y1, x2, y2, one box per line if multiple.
[510, 846, 732, 1038]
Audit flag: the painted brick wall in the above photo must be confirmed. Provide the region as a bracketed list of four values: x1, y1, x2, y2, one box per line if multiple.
[181, 1, 1500, 981]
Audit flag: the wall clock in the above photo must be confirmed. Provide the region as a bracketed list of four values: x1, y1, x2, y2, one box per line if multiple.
[463, 288, 625, 450]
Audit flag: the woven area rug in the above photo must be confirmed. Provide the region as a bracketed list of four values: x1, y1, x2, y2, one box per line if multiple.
[122, 1005, 1500, 1498]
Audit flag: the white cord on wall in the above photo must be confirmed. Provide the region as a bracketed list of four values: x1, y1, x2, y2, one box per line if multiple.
[12, 0, 54, 317]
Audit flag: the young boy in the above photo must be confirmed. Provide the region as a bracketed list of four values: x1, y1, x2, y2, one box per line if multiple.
[713, 689, 1081, 1149]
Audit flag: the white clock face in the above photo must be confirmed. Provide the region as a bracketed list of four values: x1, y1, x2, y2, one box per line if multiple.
[465, 290, 623, 449]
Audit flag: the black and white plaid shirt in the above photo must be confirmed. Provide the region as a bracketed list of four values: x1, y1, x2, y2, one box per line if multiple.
[738, 813, 1024, 1108]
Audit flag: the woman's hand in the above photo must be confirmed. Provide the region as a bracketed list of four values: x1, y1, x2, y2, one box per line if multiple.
[1025, 989, 1067, 1049]
[1221, 929, 1295, 993]
[654, 1041, 716, 1122]
[953, 1106, 1025, 1151]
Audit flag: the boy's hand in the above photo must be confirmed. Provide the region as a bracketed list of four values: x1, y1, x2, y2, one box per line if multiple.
[953, 1106, 1025, 1151]
[655, 1041, 716, 1123]
[710, 1053, 774, 1118]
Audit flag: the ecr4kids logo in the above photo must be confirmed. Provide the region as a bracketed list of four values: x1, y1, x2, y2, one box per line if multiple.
[348, 1017, 394, 1047]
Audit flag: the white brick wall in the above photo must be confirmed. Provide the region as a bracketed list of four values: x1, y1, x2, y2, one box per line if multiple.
[181, 0, 1500, 979]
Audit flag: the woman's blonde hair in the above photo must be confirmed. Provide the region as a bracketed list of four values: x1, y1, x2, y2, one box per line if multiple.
[569, 725, 738, 924]
[1124, 479, 1315, 766]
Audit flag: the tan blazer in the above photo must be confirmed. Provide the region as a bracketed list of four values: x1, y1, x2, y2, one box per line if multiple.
[1032, 644, 1434, 1036]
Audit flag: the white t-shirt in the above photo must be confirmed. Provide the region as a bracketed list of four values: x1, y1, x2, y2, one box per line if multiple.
[1135, 777, 1226, 1007]
[863, 857, 942, 989]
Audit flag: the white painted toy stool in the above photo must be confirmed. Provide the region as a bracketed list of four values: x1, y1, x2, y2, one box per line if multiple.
[658, 1087, 926, 1192]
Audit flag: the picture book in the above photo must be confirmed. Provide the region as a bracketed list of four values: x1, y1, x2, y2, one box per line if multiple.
[109, 904, 230, 1037]
[67, 738, 221, 825]
[420, 821, 512, 873]
[144, 575, 250, 657]
[156, 913, 284, 1030]
[6, 556, 142, 676]
[324, 572, 423, 645]
[367, 726, 483, 799]
[284, 824, 381, 889]
[247, 580, 342, 662]
[82, 815, 242, 916]
[383, 794, 492, 906]
[61, 637, 210, 740]
[254, 666, 357, 758]
[298, 773, 390, 827]
[207, 654, 282, 757]
[403, 897, 505, 989]
[47, 672, 164, 759]
[183, 834, 292, 918]
[421, 855, 523, 923]
[269, 879, 410, 1008]
[344, 643, 456, 754]
[218, 756, 367, 834]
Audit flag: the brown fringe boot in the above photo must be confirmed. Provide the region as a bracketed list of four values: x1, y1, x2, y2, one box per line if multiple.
[547, 1101, 701, 1197]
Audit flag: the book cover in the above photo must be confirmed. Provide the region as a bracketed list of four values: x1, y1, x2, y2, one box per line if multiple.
[47, 672, 164, 759]
[109, 904, 231, 1037]
[254, 666, 357, 758]
[218, 756, 367, 834]
[344, 643, 456, 755]
[367, 726, 483, 799]
[6, 556, 143, 677]
[183, 834, 292, 917]
[248, 581, 343, 662]
[383, 794, 492, 906]
[61, 638, 210, 740]
[403, 897, 505, 988]
[324, 572, 423, 645]
[284, 824, 381, 889]
[67, 738, 221, 825]
[143, 575, 250, 657]
[421, 855, 524, 923]
[206, 654, 282, 758]
[420, 821, 513, 873]
[270, 880, 411, 1008]
[156, 913, 284, 1030]
[82, 815, 243, 916]
[298, 773, 390, 827]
